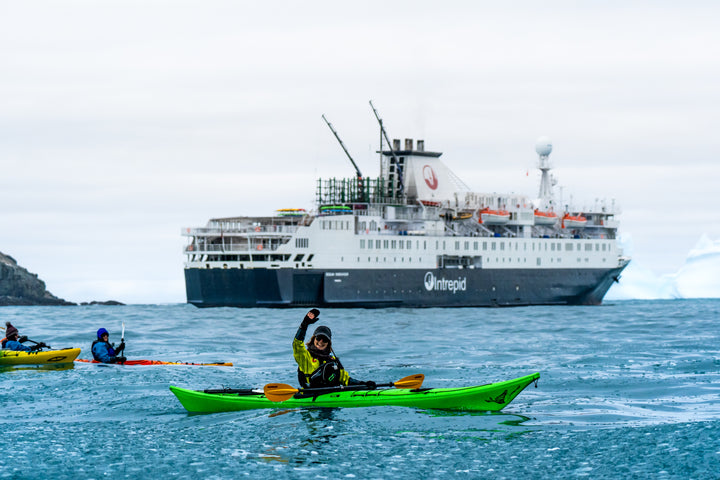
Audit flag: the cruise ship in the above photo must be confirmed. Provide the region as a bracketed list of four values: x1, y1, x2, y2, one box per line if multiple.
[182, 108, 629, 308]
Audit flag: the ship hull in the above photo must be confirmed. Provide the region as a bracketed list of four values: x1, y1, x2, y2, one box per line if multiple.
[185, 263, 627, 308]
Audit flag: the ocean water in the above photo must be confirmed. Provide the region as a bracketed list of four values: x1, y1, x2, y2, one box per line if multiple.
[1, 300, 719, 479]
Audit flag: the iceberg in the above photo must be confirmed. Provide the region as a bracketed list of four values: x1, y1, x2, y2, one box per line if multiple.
[607, 234, 720, 300]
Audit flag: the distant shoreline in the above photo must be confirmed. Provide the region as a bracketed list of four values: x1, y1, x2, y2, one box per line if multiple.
[0, 251, 123, 306]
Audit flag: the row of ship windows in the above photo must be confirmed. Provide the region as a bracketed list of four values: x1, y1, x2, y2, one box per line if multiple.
[357, 239, 609, 252]
[320, 220, 389, 231]
[321, 220, 352, 231]
[297, 236, 611, 253]
[207, 255, 605, 269]
[340, 257, 602, 265]
[204, 254, 313, 263]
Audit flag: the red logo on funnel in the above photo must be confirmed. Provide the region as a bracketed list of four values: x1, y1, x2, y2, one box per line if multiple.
[423, 165, 438, 190]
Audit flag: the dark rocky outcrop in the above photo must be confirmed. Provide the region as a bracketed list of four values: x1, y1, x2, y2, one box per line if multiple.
[79, 300, 125, 306]
[0, 252, 76, 306]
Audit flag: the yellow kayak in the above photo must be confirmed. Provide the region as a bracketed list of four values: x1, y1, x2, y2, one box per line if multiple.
[0, 348, 81, 366]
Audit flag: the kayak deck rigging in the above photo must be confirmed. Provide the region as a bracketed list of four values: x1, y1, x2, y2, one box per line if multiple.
[75, 358, 232, 366]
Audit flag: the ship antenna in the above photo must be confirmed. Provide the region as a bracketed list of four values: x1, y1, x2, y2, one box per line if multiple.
[535, 136, 555, 208]
[369, 100, 404, 200]
[322, 114, 365, 202]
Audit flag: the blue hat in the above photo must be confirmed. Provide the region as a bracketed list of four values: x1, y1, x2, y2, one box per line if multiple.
[97, 328, 109, 339]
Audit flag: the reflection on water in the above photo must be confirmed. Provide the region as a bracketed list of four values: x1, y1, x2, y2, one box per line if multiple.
[397, 411, 536, 442]
[267, 408, 300, 418]
[300, 408, 339, 445]
[0, 363, 75, 373]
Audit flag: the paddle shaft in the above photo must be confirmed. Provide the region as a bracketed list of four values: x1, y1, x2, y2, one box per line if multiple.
[202, 382, 396, 397]
[264, 374, 424, 402]
[290, 374, 423, 397]
[25, 338, 52, 349]
[294, 382, 394, 396]
[116, 322, 125, 355]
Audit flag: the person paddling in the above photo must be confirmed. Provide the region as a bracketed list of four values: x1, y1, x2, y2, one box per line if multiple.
[293, 309, 375, 389]
[1, 322, 47, 352]
[91, 328, 126, 364]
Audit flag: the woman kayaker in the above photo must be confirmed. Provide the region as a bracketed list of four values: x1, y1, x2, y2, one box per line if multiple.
[293, 309, 375, 389]
[1, 322, 46, 352]
[91, 328, 126, 364]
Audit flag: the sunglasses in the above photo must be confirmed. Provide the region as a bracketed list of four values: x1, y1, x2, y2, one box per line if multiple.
[315, 336, 329, 343]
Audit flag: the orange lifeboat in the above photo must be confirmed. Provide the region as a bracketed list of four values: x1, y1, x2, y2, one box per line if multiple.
[562, 213, 587, 229]
[478, 207, 510, 225]
[534, 209, 558, 226]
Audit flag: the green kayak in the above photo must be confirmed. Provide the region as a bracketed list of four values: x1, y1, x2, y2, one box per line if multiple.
[170, 372, 540, 413]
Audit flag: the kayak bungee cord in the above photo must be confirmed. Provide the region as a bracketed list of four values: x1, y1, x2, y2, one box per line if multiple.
[75, 359, 233, 366]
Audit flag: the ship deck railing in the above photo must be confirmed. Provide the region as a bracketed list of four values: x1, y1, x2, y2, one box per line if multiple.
[183, 225, 301, 237]
[185, 243, 284, 253]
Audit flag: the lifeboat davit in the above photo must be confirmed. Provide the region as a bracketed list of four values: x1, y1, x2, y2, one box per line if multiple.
[479, 207, 510, 225]
[562, 213, 587, 229]
[534, 209, 558, 226]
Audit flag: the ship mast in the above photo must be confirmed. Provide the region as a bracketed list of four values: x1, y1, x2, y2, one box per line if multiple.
[535, 136, 556, 209]
[322, 114, 364, 202]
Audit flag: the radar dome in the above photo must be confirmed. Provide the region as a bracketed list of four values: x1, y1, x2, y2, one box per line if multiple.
[535, 136, 552, 156]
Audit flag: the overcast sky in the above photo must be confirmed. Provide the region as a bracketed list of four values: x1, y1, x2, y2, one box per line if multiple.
[1, 1, 719, 304]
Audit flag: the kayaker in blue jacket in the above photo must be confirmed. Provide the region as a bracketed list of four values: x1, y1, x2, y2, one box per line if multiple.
[91, 328, 126, 364]
[293, 309, 375, 389]
[1, 322, 47, 351]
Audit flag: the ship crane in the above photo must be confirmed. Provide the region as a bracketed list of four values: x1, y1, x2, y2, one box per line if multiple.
[322, 114, 365, 203]
[369, 100, 404, 201]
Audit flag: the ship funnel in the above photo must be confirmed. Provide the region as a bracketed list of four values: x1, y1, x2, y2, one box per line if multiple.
[417, 140, 424, 151]
[405, 138, 413, 150]
[393, 139, 401, 150]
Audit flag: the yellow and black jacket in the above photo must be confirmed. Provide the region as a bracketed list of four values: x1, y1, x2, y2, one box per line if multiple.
[293, 337, 350, 387]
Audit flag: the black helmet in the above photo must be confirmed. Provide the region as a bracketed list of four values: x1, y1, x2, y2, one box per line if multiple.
[313, 325, 332, 342]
